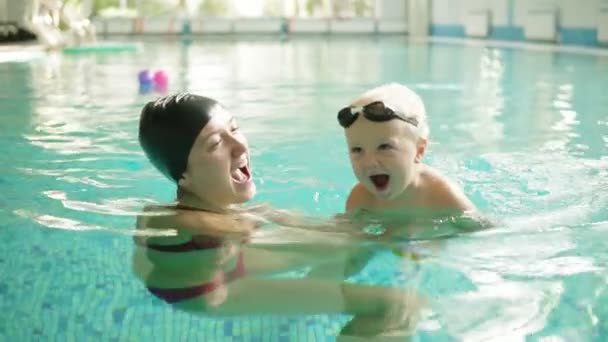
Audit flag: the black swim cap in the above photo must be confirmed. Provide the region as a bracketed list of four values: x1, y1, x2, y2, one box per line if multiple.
[138, 93, 218, 182]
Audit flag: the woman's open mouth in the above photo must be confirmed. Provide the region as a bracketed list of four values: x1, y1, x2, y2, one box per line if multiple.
[231, 162, 251, 184]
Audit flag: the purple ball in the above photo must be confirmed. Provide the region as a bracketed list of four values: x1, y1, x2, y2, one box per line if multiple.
[138, 70, 153, 84]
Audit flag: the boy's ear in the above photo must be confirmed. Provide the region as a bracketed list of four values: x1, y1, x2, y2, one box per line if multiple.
[415, 138, 427, 163]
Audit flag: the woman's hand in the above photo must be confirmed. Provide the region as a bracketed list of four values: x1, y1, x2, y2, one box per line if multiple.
[340, 286, 426, 338]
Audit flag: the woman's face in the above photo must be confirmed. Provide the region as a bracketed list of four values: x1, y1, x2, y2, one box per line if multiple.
[178, 106, 255, 210]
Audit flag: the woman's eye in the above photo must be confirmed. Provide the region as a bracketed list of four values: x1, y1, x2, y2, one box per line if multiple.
[350, 147, 362, 153]
[379, 144, 392, 150]
[231, 126, 239, 133]
[209, 139, 221, 150]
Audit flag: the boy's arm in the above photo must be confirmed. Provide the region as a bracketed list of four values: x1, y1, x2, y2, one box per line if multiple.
[431, 177, 476, 212]
[345, 183, 370, 212]
[430, 178, 495, 233]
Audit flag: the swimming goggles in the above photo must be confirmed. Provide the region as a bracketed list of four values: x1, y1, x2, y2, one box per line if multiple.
[337, 101, 419, 128]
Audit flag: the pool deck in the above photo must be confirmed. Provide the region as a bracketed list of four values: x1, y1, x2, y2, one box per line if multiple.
[2, 36, 608, 64]
[0, 42, 47, 63]
[425, 36, 608, 57]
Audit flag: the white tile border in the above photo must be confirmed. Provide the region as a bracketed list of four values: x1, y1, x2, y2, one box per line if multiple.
[36, 17, 608, 58]
[0, 44, 45, 63]
[329, 18, 376, 34]
[232, 18, 284, 34]
[422, 36, 608, 56]
[289, 18, 330, 34]
[194, 18, 233, 34]
[377, 19, 408, 34]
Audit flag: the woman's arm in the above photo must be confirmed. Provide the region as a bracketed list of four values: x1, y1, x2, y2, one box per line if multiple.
[137, 205, 259, 241]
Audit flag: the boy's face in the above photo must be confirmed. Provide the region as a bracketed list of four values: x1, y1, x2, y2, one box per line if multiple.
[344, 116, 426, 201]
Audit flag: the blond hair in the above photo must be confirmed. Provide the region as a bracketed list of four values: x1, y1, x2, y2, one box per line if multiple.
[350, 83, 429, 139]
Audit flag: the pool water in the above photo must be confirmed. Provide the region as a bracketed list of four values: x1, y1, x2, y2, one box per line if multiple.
[1, 36, 607, 341]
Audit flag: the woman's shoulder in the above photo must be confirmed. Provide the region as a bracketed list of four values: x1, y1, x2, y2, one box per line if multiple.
[136, 203, 179, 229]
[141, 202, 179, 213]
[134, 202, 214, 245]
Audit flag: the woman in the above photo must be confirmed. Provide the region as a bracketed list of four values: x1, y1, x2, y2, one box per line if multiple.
[133, 93, 424, 339]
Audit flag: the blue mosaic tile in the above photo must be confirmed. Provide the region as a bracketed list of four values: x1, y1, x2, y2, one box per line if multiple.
[5, 169, 607, 341]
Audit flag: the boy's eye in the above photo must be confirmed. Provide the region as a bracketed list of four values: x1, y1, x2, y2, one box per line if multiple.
[350, 147, 362, 153]
[378, 143, 393, 150]
[231, 126, 239, 133]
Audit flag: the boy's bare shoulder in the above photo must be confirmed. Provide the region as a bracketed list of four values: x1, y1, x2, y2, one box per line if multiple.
[419, 165, 476, 212]
[345, 183, 374, 211]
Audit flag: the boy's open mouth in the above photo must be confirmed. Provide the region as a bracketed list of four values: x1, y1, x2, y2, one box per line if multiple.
[369, 174, 389, 191]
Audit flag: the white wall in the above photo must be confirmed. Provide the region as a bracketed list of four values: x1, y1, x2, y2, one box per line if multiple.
[432, 0, 510, 26]
[513, 0, 551, 27]
[0, 0, 7, 21]
[432, 0, 462, 25]
[375, 0, 409, 34]
[487, 0, 509, 26]
[432, 0, 503, 26]
[376, 0, 407, 19]
[513, 0, 601, 29]
[557, 0, 598, 28]
[432, 0, 603, 30]
[5, 0, 26, 23]
[408, 0, 429, 36]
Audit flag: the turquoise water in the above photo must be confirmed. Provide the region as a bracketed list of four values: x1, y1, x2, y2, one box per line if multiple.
[1, 36, 607, 341]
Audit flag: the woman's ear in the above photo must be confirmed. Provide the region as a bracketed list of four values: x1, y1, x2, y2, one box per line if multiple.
[177, 172, 191, 191]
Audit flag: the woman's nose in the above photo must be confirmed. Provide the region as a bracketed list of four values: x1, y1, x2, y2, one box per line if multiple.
[230, 136, 248, 158]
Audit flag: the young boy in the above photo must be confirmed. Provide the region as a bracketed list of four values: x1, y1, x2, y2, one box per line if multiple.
[337, 83, 482, 240]
[330, 83, 485, 339]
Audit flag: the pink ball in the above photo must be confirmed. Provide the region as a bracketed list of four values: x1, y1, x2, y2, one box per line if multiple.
[153, 70, 168, 86]
[154, 82, 168, 94]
